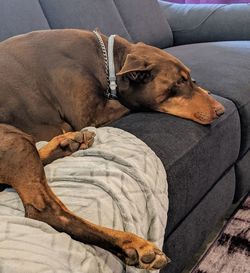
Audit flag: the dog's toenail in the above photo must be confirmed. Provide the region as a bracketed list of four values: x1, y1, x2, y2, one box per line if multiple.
[69, 142, 80, 151]
[124, 248, 138, 265]
[154, 248, 163, 255]
[153, 255, 170, 269]
[141, 252, 155, 263]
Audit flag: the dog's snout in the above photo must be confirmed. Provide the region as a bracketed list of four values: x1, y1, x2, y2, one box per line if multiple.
[215, 107, 225, 117]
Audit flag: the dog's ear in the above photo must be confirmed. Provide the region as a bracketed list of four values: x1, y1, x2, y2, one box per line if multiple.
[117, 54, 154, 83]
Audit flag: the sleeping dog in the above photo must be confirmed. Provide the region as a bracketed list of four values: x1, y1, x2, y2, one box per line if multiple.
[0, 29, 224, 270]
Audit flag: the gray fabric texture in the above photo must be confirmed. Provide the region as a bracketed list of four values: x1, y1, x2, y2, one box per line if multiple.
[159, 1, 250, 46]
[0, 127, 168, 273]
[166, 41, 250, 159]
[235, 151, 250, 201]
[0, 0, 50, 42]
[161, 167, 235, 273]
[39, 0, 131, 40]
[113, 0, 173, 48]
[111, 95, 240, 236]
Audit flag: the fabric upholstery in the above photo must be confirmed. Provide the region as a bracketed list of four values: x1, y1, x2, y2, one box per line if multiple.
[0, 0, 50, 42]
[166, 41, 250, 200]
[159, 1, 250, 46]
[166, 41, 250, 158]
[111, 95, 240, 236]
[161, 167, 235, 273]
[39, 0, 131, 40]
[114, 0, 173, 48]
[235, 151, 250, 201]
[165, 0, 250, 3]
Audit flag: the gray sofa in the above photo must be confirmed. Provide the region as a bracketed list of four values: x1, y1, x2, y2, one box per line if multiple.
[1, 0, 249, 272]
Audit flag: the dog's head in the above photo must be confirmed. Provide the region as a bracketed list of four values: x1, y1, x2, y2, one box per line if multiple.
[116, 42, 224, 124]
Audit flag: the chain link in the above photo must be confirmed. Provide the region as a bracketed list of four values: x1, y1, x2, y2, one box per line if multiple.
[93, 30, 110, 97]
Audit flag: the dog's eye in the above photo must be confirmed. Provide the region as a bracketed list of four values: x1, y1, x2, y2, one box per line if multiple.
[177, 76, 187, 85]
[191, 78, 196, 83]
[169, 86, 177, 97]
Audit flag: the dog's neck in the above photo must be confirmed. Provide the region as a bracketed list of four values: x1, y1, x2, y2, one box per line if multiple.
[87, 33, 131, 128]
[50, 31, 131, 131]
[98, 33, 131, 94]
[93, 31, 118, 100]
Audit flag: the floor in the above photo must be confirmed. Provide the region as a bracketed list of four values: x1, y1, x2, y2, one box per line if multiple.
[181, 197, 244, 273]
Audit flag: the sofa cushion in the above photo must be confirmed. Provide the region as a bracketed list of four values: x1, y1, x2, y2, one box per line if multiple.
[0, 0, 50, 41]
[113, 0, 173, 48]
[111, 95, 240, 236]
[159, 1, 250, 46]
[162, 167, 235, 273]
[235, 151, 250, 201]
[39, 0, 131, 40]
[166, 41, 250, 157]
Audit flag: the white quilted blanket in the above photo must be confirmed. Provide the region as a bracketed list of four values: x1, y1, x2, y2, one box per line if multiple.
[0, 127, 168, 273]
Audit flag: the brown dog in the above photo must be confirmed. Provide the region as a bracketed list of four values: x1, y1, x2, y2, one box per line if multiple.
[0, 29, 224, 270]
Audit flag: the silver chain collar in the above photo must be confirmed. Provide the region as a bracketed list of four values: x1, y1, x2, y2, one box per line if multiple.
[93, 30, 118, 100]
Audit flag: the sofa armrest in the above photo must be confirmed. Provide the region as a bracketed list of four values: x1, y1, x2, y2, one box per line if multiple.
[158, 1, 250, 46]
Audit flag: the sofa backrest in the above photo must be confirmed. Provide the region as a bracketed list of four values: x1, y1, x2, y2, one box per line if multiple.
[0, 0, 50, 41]
[0, 0, 173, 48]
[39, 0, 132, 41]
[159, 1, 250, 46]
[114, 0, 173, 48]
[39, 0, 173, 48]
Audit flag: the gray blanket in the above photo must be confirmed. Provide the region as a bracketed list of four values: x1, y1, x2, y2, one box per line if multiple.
[0, 127, 168, 273]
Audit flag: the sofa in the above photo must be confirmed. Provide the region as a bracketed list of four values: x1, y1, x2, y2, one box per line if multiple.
[0, 0, 249, 272]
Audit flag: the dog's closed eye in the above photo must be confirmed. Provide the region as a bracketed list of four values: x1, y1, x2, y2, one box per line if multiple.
[176, 76, 188, 86]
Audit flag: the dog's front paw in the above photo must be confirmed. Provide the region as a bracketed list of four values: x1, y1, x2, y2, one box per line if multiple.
[59, 130, 96, 153]
[117, 233, 170, 270]
[38, 130, 96, 164]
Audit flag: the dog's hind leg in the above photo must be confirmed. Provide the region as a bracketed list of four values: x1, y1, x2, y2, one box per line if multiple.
[0, 124, 169, 270]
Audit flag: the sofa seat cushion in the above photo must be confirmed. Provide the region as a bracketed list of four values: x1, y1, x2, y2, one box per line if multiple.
[0, 0, 50, 42]
[113, 0, 173, 48]
[166, 41, 250, 157]
[111, 95, 240, 236]
[39, 0, 131, 40]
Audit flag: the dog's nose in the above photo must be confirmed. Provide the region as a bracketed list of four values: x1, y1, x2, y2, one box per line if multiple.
[215, 107, 225, 117]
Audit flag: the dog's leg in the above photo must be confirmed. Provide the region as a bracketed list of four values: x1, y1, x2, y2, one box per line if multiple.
[0, 124, 169, 270]
[38, 130, 96, 165]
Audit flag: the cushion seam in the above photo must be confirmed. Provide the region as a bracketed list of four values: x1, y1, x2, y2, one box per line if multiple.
[110, 0, 133, 41]
[38, 0, 52, 29]
[113, 0, 173, 47]
[238, 147, 250, 162]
